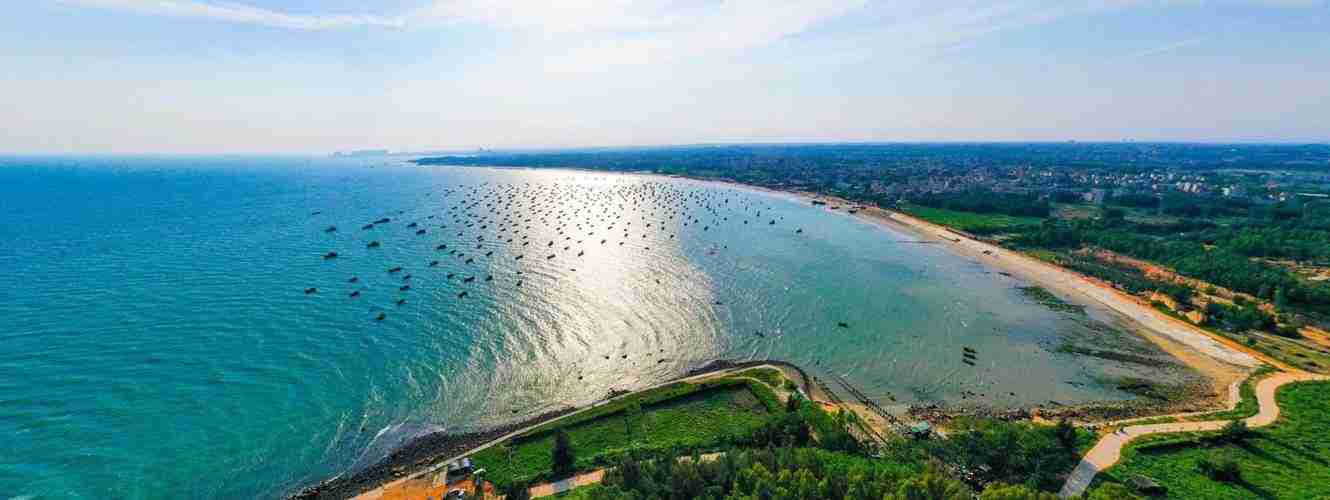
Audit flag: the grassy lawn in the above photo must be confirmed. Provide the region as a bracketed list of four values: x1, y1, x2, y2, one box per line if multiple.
[1100, 381, 1330, 499]
[472, 379, 778, 486]
[899, 204, 1044, 234]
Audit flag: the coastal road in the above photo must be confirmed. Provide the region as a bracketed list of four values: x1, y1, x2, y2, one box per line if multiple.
[1058, 371, 1329, 498]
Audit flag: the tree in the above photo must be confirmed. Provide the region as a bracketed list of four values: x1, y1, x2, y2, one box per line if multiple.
[502, 480, 530, 500]
[1198, 455, 1243, 483]
[892, 467, 969, 500]
[618, 455, 643, 490]
[979, 483, 1058, 500]
[1084, 483, 1142, 500]
[786, 392, 803, 413]
[552, 430, 576, 478]
[1054, 419, 1078, 452]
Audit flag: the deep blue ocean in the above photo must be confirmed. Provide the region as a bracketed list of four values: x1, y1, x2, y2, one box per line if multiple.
[0, 156, 1184, 498]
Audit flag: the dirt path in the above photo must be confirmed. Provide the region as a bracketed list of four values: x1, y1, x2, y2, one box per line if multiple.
[1057, 371, 1329, 498]
[528, 469, 606, 498]
[528, 453, 724, 498]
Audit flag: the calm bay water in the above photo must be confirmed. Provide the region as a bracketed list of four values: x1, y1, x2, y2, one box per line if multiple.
[0, 156, 1184, 499]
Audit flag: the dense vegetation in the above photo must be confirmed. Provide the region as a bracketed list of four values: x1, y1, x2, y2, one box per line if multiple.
[1195, 221, 1330, 264]
[1013, 216, 1330, 314]
[417, 143, 1330, 176]
[558, 441, 1130, 500]
[1102, 381, 1330, 499]
[909, 190, 1052, 218]
[924, 418, 1092, 492]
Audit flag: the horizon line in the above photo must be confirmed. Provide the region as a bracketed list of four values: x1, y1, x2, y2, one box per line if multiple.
[5, 139, 1330, 157]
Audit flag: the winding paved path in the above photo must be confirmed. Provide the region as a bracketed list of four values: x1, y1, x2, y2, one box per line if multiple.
[1058, 371, 1328, 498]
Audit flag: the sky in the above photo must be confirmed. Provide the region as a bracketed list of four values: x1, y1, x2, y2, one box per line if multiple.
[2, 0, 1328, 153]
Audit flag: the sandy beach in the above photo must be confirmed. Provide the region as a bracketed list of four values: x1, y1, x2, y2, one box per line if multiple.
[786, 191, 1259, 399]
[449, 167, 1262, 400]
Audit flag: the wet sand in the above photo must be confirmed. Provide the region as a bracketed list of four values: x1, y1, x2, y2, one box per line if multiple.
[784, 191, 1257, 399]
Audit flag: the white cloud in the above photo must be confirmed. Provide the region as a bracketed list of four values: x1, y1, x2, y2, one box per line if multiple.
[52, 0, 876, 68]
[54, 0, 405, 29]
[1117, 36, 1207, 61]
[54, 0, 868, 35]
[27, 0, 1327, 152]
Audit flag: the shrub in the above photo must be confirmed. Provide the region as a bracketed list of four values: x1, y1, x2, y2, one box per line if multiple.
[1054, 419, 1077, 451]
[1197, 455, 1242, 483]
[978, 483, 1058, 500]
[1085, 483, 1142, 500]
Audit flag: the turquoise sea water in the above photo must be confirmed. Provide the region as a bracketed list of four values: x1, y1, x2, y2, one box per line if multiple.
[0, 156, 1185, 499]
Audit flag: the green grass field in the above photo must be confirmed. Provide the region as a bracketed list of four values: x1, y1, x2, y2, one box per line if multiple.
[900, 204, 1044, 234]
[472, 380, 778, 486]
[1100, 381, 1330, 499]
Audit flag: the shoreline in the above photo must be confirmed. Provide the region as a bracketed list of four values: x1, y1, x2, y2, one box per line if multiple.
[407, 162, 1258, 400]
[407, 162, 1259, 402]
[780, 191, 1258, 401]
[314, 162, 1267, 496]
[292, 360, 802, 500]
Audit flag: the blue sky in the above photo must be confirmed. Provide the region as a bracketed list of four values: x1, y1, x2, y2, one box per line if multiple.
[3, 1, 1328, 153]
